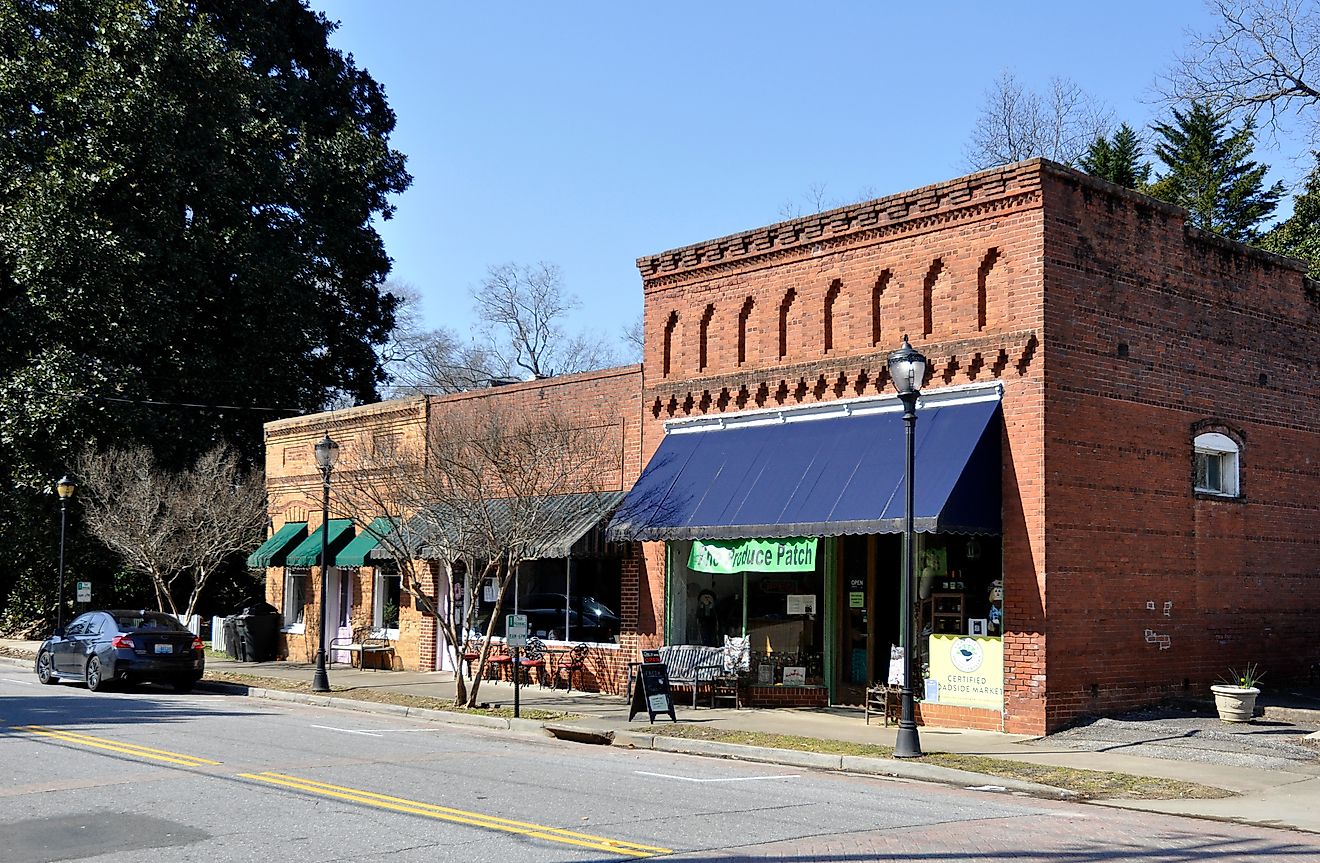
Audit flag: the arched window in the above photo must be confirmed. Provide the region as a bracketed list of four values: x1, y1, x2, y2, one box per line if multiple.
[662, 311, 678, 377]
[698, 304, 714, 372]
[778, 288, 796, 360]
[737, 297, 753, 366]
[823, 280, 841, 353]
[1193, 432, 1240, 497]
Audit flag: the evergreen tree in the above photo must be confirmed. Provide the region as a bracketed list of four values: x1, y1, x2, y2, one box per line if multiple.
[0, 0, 411, 630]
[1078, 124, 1152, 190]
[1147, 102, 1284, 242]
[1260, 152, 1320, 280]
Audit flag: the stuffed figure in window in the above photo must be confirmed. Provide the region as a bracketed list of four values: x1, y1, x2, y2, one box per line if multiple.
[987, 580, 1004, 635]
[695, 589, 720, 646]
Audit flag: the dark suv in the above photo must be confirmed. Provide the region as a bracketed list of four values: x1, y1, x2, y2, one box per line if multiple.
[35, 610, 205, 692]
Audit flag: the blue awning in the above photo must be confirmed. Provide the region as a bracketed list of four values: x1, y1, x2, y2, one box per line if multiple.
[607, 394, 1001, 541]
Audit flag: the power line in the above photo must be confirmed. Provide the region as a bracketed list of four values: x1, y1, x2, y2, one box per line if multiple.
[30, 389, 308, 415]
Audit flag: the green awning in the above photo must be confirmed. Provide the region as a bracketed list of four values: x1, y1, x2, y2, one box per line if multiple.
[246, 522, 308, 569]
[334, 517, 396, 567]
[284, 519, 356, 567]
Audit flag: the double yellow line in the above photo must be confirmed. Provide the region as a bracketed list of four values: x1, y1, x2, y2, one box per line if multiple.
[14, 725, 220, 767]
[241, 771, 672, 858]
[13, 726, 670, 858]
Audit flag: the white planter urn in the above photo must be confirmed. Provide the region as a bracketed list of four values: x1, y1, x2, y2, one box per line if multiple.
[1210, 685, 1260, 722]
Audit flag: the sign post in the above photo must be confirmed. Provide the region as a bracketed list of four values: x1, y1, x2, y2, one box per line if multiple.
[506, 614, 528, 719]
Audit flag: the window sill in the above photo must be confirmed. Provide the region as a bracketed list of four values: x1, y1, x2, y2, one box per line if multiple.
[1194, 490, 1244, 502]
[281, 624, 306, 634]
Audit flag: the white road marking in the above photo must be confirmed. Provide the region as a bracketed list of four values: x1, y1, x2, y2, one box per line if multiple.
[1, 678, 35, 685]
[635, 770, 799, 783]
[309, 724, 384, 737]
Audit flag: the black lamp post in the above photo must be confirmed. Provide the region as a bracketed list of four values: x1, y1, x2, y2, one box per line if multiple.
[311, 433, 340, 693]
[888, 334, 927, 759]
[55, 475, 76, 630]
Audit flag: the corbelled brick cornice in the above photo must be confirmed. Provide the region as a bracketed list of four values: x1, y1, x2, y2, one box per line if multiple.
[637, 161, 1047, 288]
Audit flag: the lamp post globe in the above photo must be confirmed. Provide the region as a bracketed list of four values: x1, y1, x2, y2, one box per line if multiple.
[311, 433, 339, 693]
[55, 475, 76, 631]
[887, 335, 926, 759]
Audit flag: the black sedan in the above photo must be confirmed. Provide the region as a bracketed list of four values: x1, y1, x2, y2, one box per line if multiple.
[35, 610, 205, 692]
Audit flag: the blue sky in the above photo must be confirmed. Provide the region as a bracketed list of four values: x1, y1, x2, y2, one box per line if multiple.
[309, 1, 1305, 347]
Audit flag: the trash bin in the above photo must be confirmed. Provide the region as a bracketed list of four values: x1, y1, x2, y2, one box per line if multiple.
[222, 616, 241, 660]
[236, 602, 282, 662]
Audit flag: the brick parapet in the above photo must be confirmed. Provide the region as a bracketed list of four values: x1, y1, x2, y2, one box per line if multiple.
[637, 161, 1046, 287]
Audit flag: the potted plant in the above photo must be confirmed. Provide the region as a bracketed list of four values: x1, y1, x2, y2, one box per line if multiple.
[1210, 664, 1264, 722]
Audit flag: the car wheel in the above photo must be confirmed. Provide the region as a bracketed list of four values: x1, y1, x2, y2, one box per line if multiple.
[36, 651, 57, 685]
[85, 656, 108, 692]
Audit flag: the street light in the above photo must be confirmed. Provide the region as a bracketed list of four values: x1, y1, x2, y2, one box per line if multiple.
[311, 432, 340, 693]
[888, 334, 927, 759]
[55, 475, 76, 631]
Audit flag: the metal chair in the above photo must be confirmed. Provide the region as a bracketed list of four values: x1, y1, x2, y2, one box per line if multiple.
[517, 637, 548, 687]
[461, 639, 482, 678]
[554, 643, 590, 692]
[484, 643, 513, 682]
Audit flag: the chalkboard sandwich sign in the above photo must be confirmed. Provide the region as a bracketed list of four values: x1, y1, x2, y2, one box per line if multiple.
[628, 650, 676, 723]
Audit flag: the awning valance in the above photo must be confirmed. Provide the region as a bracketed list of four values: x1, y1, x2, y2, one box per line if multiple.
[285, 519, 356, 567]
[246, 522, 307, 569]
[334, 517, 396, 567]
[607, 391, 1002, 542]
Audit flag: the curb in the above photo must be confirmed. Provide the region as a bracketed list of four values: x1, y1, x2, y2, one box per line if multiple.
[0, 653, 1073, 800]
[609, 727, 1075, 799]
[194, 678, 550, 737]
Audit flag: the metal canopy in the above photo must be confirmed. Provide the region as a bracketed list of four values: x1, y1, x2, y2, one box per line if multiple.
[284, 519, 356, 567]
[246, 522, 308, 569]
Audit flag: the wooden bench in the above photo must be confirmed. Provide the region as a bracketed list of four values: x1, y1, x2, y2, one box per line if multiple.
[659, 644, 726, 707]
[331, 628, 394, 670]
[864, 683, 902, 726]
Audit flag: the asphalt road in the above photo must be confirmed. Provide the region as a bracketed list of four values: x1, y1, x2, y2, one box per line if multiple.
[3, 672, 1320, 863]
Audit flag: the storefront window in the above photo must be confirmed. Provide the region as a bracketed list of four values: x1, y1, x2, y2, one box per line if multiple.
[474, 556, 623, 644]
[283, 571, 308, 629]
[668, 538, 825, 686]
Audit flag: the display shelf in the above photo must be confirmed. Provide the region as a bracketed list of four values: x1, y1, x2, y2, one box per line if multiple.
[920, 591, 966, 636]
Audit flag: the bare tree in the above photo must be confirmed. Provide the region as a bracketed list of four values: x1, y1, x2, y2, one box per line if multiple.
[169, 447, 269, 620]
[777, 183, 882, 220]
[477, 262, 619, 378]
[379, 281, 496, 396]
[964, 71, 1113, 170]
[339, 401, 616, 706]
[621, 314, 644, 363]
[77, 445, 266, 620]
[387, 325, 498, 396]
[1166, 0, 1320, 143]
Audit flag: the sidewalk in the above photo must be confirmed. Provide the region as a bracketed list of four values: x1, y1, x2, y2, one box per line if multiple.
[4, 639, 1319, 834]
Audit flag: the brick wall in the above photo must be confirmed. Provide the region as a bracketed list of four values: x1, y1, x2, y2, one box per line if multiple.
[261, 367, 646, 674]
[1038, 167, 1320, 730]
[635, 162, 1051, 733]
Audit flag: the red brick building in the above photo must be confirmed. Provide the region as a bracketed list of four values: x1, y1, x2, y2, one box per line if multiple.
[615, 158, 1319, 733]
[256, 159, 1319, 735]
[251, 366, 650, 693]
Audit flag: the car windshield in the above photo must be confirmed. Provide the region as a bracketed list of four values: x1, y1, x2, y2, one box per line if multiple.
[114, 612, 186, 632]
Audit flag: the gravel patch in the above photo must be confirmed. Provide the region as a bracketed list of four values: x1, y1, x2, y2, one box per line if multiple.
[1049, 704, 1320, 770]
